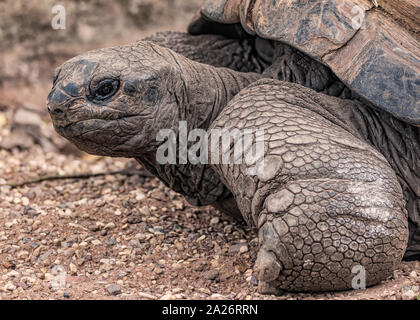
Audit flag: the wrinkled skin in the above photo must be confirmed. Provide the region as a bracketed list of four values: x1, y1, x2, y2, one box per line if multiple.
[47, 32, 418, 293]
[145, 32, 419, 261]
[48, 38, 260, 214]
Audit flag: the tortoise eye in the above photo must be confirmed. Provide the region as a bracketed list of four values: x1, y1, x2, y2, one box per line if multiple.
[91, 79, 120, 101]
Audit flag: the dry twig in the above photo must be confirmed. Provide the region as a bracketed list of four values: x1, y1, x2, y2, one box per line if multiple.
[0, 170, 153, 188]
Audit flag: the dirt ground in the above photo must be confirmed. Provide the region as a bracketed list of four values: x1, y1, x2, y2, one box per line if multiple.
[0, 0, 419, 300]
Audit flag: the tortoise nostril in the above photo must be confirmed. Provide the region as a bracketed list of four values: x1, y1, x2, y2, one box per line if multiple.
[53, 108, 64, 116]
[47, 103, 65, 117]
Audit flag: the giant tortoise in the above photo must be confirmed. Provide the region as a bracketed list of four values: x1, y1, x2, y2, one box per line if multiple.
[46, 0, 419, 293]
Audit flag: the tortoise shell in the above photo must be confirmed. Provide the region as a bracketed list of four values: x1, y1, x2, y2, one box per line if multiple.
[189, 0, 420, 125]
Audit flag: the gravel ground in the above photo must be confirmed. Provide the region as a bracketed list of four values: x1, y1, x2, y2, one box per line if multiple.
[0, 101, 419, 301]
[0, 0, 419, 301]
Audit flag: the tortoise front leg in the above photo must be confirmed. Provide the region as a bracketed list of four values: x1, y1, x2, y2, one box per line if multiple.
[209, 79, 408, 293]
[143, 31, 267, 73]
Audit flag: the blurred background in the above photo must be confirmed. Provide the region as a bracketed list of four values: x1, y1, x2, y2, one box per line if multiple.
[0, 0, 202, 160]
[0, 0, 201, 107]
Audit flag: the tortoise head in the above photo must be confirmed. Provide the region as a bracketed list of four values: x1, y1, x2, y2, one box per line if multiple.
[47, 42, 182, 157]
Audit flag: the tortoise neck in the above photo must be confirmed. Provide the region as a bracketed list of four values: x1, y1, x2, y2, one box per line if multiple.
[178, 58, 263, 130]
[132, 59, 262, 207]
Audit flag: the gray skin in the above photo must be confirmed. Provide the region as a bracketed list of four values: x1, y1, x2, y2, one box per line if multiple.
[144, 32, 419, 262]
[47, 32, 418, 293]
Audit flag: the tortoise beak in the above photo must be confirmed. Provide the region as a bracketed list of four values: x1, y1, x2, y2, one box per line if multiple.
[47, 87, 73, 128]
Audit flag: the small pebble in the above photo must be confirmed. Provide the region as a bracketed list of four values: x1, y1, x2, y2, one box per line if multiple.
[88, 225, 100, 232]
[204, 270, 219, 281]
[229, 243, 249, 254]
[105, 238, 117, 246]
[210, 217, 219, 225]
[107, 284, 122, 296]
[401, 289, 417, 300]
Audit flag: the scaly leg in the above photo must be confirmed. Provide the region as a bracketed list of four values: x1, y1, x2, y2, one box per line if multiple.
[209, 79, 408, 292]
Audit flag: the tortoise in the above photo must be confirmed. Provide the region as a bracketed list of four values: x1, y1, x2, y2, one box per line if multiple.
[46, 0, 419, 293]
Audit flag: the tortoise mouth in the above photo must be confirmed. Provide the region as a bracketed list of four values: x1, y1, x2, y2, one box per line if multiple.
[55, 117, 153, 158]
[54, 118, 109, 139]
[52, 112, 145, 136]
[54, 118, 126, 156]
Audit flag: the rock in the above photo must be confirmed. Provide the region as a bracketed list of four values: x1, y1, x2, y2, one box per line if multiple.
[25, 192, 36, 200]
[153, 227, 165, 235]
[23, 207, 39, 217]
[5, 220, 18, 228]
[58, 209, 73, 218]
[173, 200, 184, 210]
[30, 241, 40, 249]
[224, 225, 233, 234]
[210, 217, 220, 225]
[4, 108, 58, 152]
[127, 217, 141, 224]
[229, 243, 249, 254]
[251, 274, 259, 286]
[258, 281, 282, 296]
[193, 262, 207, 272]
[138, 292, 157, 300]
[6, 270, 20, 278]
[69, 263, 77, 275]
[14, 108, 42, 127]
[204, 270, 219, 281]
[239, 246, 249, 254]
[63, 248, 75, 257]
[136, 192, 146, 201]
[21, 197, 29, 206]
[155, 268, 164, 275]
[104, 222, 116, 230]
[88, 225, 100, 232]
[401, 289, 417, 300]
[91, 239, 101, 246]
[0, 112, 7, 126]
[139, 206, 151, 215]
[107, 284, 122, 296]
[5, 282, 16, 291]
[105, 238, 117, 246]
[135, 233, 147, 242]
[0, 130, 33, 150]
